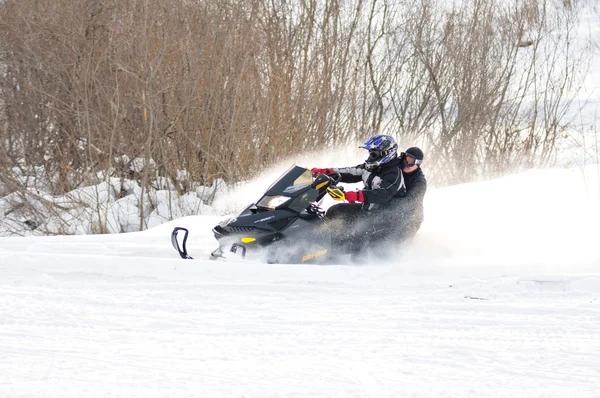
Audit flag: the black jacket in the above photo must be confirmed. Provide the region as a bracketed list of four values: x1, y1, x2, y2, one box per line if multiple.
[334, 157, 405, 210]
[393, 167, 427, 225]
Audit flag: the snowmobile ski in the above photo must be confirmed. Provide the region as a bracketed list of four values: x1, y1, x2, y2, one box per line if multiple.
[171, 227, 193, 259]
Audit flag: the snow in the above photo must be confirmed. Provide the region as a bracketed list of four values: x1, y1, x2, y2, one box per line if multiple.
[0, 173, 222, 236]
[1, 5, 600, 396]
[1, 166, 600, 397]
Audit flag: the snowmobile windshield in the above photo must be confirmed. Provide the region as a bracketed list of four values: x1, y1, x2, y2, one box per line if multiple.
[263, 165, 313, 196]
[256, 166, 316, 211]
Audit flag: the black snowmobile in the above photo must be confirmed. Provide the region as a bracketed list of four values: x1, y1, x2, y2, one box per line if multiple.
[171, 165, 347, 264]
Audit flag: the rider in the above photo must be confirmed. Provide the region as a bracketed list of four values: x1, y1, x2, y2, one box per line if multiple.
[395, 146, 427, 240]
[311, 135, 427, 245]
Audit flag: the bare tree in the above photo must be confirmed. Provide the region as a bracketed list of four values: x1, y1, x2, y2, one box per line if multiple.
[0, 0, 592, 234]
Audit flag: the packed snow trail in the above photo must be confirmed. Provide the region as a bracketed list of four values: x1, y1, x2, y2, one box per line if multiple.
[1, 233, 600, 397]
[2, 167, 600, 397]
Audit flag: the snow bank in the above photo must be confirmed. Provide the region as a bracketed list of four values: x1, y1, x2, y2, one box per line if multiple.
[0, 170, 225, 236]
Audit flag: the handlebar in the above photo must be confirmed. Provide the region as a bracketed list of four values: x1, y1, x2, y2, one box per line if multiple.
[311, 171, 343, 190]
[326, 171, 342, 186]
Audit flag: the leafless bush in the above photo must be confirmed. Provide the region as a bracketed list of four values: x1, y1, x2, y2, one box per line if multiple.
[0, 0, 592, 233]
[368, 0, 591, 184]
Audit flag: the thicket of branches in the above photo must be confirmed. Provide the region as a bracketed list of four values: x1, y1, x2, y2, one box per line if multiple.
[0, 0, 592, 232]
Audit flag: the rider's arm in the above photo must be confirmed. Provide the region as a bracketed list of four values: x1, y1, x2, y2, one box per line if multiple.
[334, 164, 367, 184]
[395, 178, 427, 213]
[362, 165, 405, 205]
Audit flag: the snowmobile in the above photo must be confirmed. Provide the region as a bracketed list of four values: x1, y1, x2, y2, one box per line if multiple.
[171, 165, 348, 264]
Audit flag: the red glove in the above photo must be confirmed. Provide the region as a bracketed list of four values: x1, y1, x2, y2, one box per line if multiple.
[311, 167, 334, 175]
[344, 190, 365, 203]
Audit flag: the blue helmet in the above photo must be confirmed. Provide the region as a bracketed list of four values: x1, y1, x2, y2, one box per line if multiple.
[359, 134, 398, 170]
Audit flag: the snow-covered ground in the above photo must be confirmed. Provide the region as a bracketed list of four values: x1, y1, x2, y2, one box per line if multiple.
[1, 165, 599, 398]
[1, 5, 599, 395]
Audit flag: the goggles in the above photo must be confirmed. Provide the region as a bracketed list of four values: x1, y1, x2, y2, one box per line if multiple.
[369, 149, 387, 157]
[401, 152, 422, 166]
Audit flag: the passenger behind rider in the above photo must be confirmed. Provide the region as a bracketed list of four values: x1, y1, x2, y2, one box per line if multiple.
[311, 135, 427, 246]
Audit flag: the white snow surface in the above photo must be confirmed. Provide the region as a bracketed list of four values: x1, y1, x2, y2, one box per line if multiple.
[3, 5, 600, 395]
[1, 166, 600, 398]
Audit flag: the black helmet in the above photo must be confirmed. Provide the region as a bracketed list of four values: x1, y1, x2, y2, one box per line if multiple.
[401, 147, 424, 167]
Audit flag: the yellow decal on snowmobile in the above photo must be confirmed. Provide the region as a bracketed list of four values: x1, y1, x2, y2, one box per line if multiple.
[241, 237, 256, 243]
[315, 181, 330, 191]
[326, 187, 345, 201]
[302, 249, 328, 262]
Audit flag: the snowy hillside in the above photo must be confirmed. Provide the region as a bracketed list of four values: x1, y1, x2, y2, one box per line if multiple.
[1, 166, 599, 397]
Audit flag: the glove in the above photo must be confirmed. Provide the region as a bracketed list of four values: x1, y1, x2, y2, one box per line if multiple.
[344, 190, 364, 203]
[311, 167, 334, 175]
